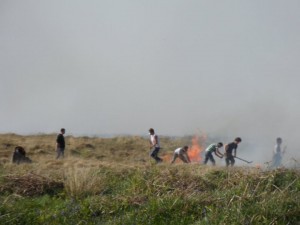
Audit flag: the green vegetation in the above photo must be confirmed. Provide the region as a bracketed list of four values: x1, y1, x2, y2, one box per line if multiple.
[0, 134, 300, 224]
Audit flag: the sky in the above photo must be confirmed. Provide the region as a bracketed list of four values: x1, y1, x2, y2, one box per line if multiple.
[1, 1, 300, 160]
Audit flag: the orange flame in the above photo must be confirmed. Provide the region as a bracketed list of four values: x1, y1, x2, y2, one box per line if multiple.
[188, 134, 205, 162]
[162, 133, 206, 163]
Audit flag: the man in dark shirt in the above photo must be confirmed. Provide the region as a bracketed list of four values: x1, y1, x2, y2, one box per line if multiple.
[56, 128, 65, 159]
[224, 137, 242, 167]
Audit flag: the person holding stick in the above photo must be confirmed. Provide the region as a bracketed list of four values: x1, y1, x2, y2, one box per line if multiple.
[224, 137, 242, 167]
[203, 142, 224, 166]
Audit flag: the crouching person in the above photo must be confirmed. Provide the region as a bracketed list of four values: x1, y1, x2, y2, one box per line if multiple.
[12, 146, 32, 164]
[171, 146, 191, 164]
[203, 142, 224, 166]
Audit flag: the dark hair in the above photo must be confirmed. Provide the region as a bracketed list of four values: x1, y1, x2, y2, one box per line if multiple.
[235, 137, 242, 143]
[217, 142, 223, 147]
[149, 128, 154, 133]
[183, 145, 189, 150]
[276, 137, 282, 143]
[15, 146, 26, 156]
[61, 128, 65, 132]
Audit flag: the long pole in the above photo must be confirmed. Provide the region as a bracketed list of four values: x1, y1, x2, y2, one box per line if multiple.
[235, 156, 253, 164]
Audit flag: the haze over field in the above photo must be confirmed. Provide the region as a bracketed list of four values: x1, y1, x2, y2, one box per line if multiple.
[1, 1, 300, 159]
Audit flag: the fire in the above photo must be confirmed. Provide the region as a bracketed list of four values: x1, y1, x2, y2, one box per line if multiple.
[162, 133, 206, 163]
[188, 134, 205, 162]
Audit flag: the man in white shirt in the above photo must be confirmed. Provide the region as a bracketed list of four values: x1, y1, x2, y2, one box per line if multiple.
[149, 128, 163, 163]
[171, 146, 191, 164]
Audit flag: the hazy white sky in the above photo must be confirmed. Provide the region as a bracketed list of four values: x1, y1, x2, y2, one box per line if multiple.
[1, 1, 300, 148]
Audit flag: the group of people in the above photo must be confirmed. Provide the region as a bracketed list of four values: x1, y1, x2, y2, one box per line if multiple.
[12, 127, 286, 168]
[149, 128, 286, 168]
[149, 127, 242, 166]
[203, 137, 243, 166]
[12, 128, 66, 164]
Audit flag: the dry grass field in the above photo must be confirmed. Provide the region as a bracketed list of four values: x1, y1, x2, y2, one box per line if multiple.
[0, 133, 196, 164]
[0, 133, 300, 225]
[0, 133, 197, 199]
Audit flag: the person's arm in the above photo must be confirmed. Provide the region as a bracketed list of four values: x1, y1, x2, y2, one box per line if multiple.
[233, 148, 237, 157]
[273, 146, 277, 155]
[56, 135, 60, 148]
[215, 148, 223, 158]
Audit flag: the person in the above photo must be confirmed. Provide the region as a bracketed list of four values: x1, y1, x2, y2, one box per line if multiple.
[149, 128, 162, 163]
[224, 137, 242, 167]
[56, 128, 66, 159]
[12, 146, 32, 164]
[272, 137, 286, 168]
[171, 146, 191, 164]
[203, 142, 224, 166]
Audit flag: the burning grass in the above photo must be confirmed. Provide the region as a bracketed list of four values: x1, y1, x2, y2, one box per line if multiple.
[0, 134, 300, 224]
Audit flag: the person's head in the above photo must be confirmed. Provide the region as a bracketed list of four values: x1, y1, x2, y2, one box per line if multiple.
[217, 142, 223, 148]
[149, 128, 155, 135]
[234, 137, 242, 144]
[183, 146, 189, 151]
[61, 128, 65, 134]
[276, 137, 282, 144]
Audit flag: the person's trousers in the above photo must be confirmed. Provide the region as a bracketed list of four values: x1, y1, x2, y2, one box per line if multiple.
[150, 147, 162, 163]
[56, 147, 65, 159]
[204, 152, 216, 165]
[225, 154, 235, 166]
